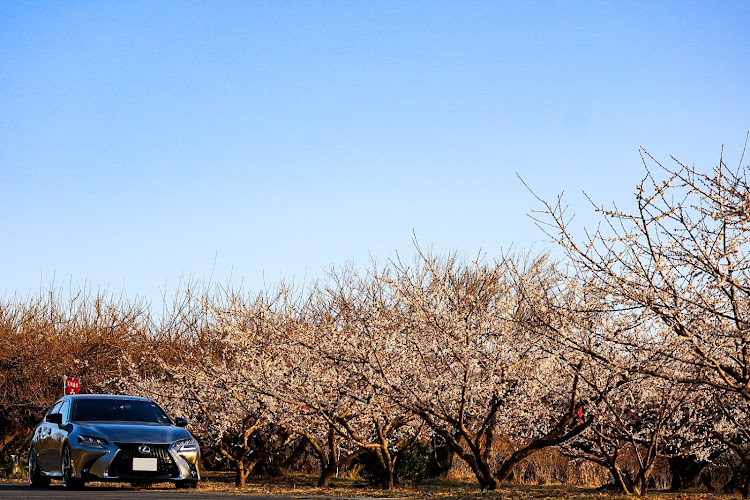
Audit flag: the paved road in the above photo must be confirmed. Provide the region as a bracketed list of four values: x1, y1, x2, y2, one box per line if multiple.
[0, 483, 395, 500]
[0, 483, 294, 499]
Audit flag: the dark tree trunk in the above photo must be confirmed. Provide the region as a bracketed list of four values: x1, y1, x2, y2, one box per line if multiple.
[382, 460, 395, 490]
[371, 447, 396, 489]
[609, 465, 633, 495]
[317, 463, 337, 487]
[668, 456, 707, 491]
[428, 434, 454, 478]
[277, 437, 309, 474]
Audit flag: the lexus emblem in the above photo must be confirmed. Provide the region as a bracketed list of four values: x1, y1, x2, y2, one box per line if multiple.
[138, 445, 151, 455]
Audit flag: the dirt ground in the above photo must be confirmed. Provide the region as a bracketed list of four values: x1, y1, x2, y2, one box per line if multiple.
[170, 472, 742, 499]
[1, 470, 740, 499]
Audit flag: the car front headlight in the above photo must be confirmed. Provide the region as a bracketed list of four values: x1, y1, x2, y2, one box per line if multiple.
[78, 435, 108, 448]
[173, 437, 198, 453]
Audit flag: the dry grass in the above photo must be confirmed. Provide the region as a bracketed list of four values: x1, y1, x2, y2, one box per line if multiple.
[1, 469, 741, 498]
[172, 472, 741, 499]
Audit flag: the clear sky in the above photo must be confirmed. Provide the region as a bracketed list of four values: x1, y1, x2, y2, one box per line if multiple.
[1, 1, 748, 304]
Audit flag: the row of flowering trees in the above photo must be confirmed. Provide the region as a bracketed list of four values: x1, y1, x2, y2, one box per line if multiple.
[2, 142, 749, 495]
[121, 142, 750, 495]
[530, 143, 750, 494]
[119, 252, 596, 490]
[107, 244, 743, 495]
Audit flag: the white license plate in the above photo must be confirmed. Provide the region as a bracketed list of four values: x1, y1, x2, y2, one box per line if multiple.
[132, 457, 158, 471]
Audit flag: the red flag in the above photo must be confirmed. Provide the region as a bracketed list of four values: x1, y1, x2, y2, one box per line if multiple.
[64, 377, 80, 395]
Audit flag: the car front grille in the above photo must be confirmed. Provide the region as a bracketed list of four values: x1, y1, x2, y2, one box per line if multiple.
[109, 443, 178, 478]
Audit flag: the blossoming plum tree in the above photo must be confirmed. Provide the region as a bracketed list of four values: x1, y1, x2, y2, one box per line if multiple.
[363, 249, 592, 490]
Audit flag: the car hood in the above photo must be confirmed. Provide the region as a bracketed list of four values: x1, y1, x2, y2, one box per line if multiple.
[75, 422, 192, 444]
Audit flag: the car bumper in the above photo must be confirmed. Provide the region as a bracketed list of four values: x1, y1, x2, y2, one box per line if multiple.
[72, 442, 200, 483]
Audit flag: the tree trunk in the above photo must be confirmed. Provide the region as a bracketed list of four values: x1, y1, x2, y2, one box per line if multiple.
[418, 412, 498, 490]
[376, 451, 396, 490]
[494, 415, 588, 484]
[382, 461, 395, 490]
[235, 461, 248, 488]
[455, 448, 497, 490]
[318, 463, 337, 487]
[372, 443, 399, 489]
[428, 434, 454, 478]
[450, 446, 497, 490]
[631, 481, 643, 496]
[275, 437, 308, 475]
[668, 456, 706, 490]
[631, 463, 654, 497]
[219, 440, 253, 488]
[474, 456, 498, 490]
[609, 465, 632, 495]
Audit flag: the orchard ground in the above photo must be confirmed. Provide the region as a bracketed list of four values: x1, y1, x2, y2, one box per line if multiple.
[0, 471, 737, 499]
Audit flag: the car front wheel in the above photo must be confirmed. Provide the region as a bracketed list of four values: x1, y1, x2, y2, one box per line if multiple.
[28, 448, 50, 488]
[61, 445, 85, 490]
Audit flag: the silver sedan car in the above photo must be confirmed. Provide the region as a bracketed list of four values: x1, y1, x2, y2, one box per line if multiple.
[29, 394, 200, 489]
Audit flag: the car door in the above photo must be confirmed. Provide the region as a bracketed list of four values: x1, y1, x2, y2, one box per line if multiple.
[32, 419, 49, 472]
[38, 401, 62, 472]
[47, 399, 71, 473]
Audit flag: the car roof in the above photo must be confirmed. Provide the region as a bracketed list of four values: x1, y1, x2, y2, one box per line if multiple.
[63, 394, 154, 401]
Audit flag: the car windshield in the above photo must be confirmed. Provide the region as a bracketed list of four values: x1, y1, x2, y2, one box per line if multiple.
[72, 399, 171, 424]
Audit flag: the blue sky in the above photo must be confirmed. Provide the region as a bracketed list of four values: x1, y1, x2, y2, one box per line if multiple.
[1, 1, 749, 303]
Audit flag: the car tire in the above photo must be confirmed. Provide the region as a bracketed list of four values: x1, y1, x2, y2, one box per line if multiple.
[28, 448, 50, 488]
[61, 445, 85, 490]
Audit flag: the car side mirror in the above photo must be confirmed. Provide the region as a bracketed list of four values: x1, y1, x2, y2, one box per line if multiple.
[47, 413, 63, 425]
[174, 417, 188, 428]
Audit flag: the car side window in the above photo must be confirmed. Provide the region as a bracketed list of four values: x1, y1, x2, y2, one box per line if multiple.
[45, 401, 62, 421]
[59, 400, 70, 424]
